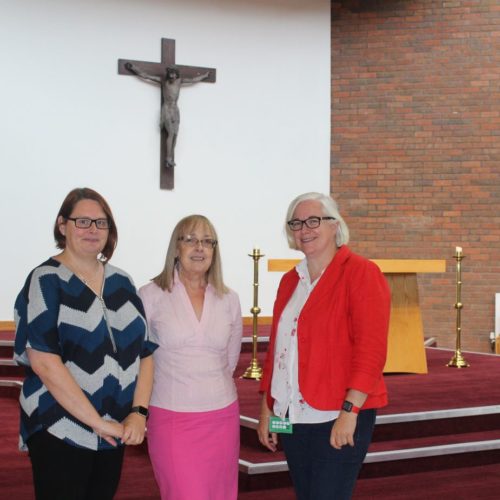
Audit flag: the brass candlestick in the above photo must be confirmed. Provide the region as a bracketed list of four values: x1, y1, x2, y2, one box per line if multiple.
[447, 246, 469, 368]
[242, 248, 264, 380]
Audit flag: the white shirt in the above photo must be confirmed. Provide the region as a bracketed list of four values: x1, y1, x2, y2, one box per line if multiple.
[271, 259, 339, 424]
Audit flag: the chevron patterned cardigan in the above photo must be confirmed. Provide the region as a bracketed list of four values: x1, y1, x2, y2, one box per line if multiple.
[14, 258, 157, 451]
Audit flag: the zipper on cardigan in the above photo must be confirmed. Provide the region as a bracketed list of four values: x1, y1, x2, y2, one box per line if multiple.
[99, 296, 117, 353]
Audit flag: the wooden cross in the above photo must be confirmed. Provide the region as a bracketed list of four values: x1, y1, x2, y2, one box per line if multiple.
[118, 38, 216, 190]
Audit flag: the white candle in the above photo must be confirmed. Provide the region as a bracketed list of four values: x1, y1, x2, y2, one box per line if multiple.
[456, 246, 462, 255]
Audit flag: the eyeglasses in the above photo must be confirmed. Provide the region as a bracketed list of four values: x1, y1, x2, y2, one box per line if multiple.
[287, 216, 336, 231]
[66, 217, 111, 230]
[178, 236, 217, 249]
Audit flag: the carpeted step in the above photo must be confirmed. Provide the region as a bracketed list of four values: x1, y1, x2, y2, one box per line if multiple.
[0, 330, 15, 341]
[240, 338, 270, 354]
[0, 376, 23, 398]
[373, 407, 500, 442]
[240, 441, 286, 468]
[0, 359, 24, 378]
[361, 445, 500, 479]
[239, 428, 500, 486]
[368, 428, 500, 454]
[240, 324, 270, 353]
[0, 375, 23, 387]
[0, 331, 15, 358]
[240, 428, 500, 468]
[242, 324, 271, 339]
[239, 407, 500, 452]
[0, 343, 14, 358]
[353, 462, 500, 499]
[0, 347, 24, 397]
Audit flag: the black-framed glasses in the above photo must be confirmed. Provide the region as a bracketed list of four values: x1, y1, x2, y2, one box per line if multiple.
[66, 217, 111, 230]
[178, 236, 217, 249]
[287, 216, 336, 231]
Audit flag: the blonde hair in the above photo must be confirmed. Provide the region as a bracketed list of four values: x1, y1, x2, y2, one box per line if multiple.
[153, 214, 228, 296]
[285, 192, 350, 249]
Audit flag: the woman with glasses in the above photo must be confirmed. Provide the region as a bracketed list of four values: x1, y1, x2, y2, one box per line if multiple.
[14, 187, 157, 500]
[257, 192, 391, 500]
[139, 214, 242, 500]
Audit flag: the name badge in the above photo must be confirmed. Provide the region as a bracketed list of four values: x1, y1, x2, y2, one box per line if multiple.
[269, 416, 293, 434]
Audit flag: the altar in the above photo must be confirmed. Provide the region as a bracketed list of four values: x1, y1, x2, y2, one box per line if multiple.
[267, 259, 446, 374]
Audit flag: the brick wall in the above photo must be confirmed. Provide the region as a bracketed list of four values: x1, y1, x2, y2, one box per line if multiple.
[331, 0, 500, 353]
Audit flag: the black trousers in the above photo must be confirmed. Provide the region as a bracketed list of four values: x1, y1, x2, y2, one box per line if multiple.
[281, 409, 376, 500]
[27, 430, 125, 500]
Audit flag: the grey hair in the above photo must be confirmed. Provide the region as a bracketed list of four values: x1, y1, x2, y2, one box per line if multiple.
[285, 192, 350, 249]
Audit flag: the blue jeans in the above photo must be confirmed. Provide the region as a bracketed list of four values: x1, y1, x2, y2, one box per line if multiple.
[281, 409, 376, 500]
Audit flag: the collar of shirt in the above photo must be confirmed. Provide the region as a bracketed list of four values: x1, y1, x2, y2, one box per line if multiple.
[296, 258, 323, 290]
[172, 267, 214, 294]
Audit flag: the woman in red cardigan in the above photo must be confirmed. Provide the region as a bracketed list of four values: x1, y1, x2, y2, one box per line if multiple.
[257, 192, 391, 500]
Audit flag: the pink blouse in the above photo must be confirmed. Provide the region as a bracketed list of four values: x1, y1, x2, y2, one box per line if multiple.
[139, 275, 242, 412]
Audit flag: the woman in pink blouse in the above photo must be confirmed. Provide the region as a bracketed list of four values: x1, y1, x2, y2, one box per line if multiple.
[139, 215, 242, 500]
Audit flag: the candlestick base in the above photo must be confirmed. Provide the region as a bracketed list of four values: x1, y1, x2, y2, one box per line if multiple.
[447, 350, 470, 368]
[241, 358, 263, 380]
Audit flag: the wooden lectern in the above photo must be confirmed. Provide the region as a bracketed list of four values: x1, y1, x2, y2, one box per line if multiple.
[268, 259, 446, 374]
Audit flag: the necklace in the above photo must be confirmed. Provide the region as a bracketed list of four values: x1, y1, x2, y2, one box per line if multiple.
[72, 261, 102, 284]
[79, 266, 99, 284]
[59, 254, 103, 292]
[77, 263, 104, 298]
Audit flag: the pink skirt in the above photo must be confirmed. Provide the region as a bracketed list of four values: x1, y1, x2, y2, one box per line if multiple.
[147, 400, 239, 500]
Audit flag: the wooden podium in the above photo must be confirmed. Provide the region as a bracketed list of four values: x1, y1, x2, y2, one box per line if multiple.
[268, 259, 446, 374]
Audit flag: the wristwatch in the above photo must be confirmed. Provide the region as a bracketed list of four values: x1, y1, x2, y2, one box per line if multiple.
[130, 405, 149, 418]
[341, 401, 360, 415]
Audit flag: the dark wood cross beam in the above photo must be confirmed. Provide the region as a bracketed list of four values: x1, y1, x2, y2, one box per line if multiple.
[118, 38, 216, 190]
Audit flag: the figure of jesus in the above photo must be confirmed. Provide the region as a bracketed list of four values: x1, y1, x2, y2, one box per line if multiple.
[125, 62, 209, 168]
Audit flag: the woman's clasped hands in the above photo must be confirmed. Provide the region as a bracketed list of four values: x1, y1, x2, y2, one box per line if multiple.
[93, 415, 146, 447]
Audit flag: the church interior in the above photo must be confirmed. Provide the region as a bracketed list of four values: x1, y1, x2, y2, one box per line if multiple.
[1, 0, 499, 498]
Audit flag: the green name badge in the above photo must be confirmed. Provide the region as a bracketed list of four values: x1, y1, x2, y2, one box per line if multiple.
[269, 416, 293, 434]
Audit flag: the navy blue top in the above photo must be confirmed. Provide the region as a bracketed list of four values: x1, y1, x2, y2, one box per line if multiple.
[14, 258, 157, 451]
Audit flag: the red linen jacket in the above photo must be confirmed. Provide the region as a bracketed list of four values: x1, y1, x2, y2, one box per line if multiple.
[260, 245, 391, 411]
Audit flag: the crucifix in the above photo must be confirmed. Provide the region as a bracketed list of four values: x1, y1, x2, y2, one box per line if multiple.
[118, 38, 216, 190]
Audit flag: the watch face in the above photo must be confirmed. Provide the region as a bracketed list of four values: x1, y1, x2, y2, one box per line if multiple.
[342, 401, 353, 412]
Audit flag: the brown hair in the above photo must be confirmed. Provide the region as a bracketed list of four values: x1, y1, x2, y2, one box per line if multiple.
[53, 187, 118, 261]
[153, 214, 228, 296]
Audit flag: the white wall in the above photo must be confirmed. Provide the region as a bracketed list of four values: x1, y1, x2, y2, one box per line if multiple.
[0, 0, 330, 319]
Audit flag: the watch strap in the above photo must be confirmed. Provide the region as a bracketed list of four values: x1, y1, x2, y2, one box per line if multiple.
[130, 405, 149, 418]
[342, 400, 361, 414]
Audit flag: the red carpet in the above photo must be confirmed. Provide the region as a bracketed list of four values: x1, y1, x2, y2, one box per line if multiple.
[235, 347, 500, 417]
[2, 336, 500, 499]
